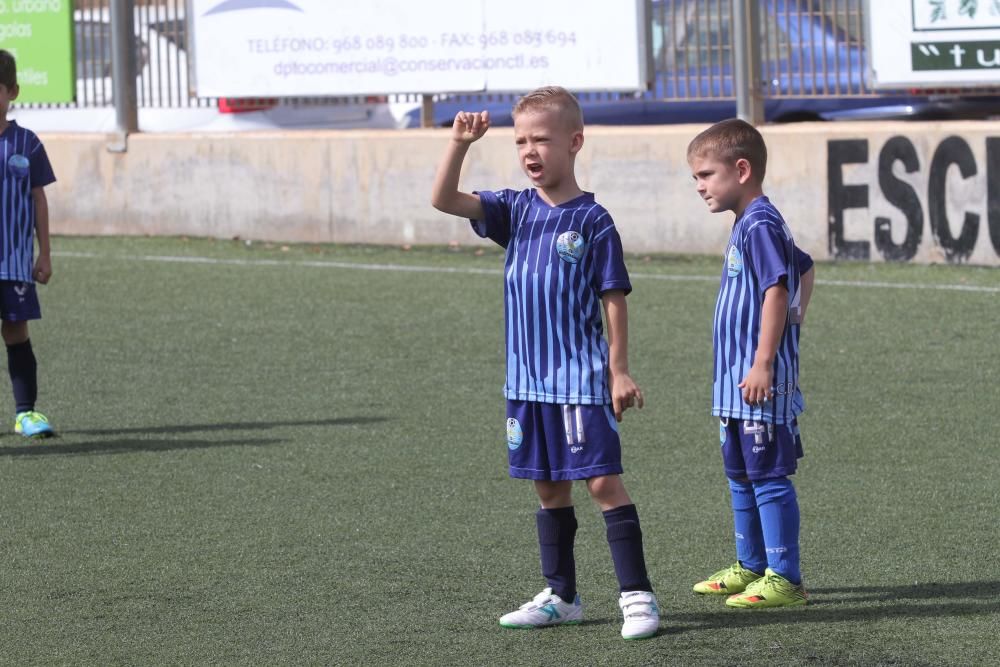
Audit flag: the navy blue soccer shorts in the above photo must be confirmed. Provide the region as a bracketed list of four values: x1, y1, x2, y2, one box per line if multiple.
[505, 400, 624, 481]
[719, 417, 803, 481]
[0, 281, 41, 322]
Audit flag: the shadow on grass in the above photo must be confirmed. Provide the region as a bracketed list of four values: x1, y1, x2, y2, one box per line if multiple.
[809, 581, 1000, 602]
[56, 416, 389, 436]
[0, 437, 286, 457]
[671, 581, 1000, 632]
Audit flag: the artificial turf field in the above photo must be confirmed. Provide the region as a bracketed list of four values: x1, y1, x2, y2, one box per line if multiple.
[1, 235, 997, 666]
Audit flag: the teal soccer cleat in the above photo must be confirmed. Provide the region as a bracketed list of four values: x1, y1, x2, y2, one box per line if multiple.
[499, 588, 583, 629]
[15, 411, 54, 438]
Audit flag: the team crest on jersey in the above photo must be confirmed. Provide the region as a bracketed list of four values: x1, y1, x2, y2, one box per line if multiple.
[506, 418, 524, 451]
[7, 154, 29, 179]
[726, 245, 743, 277]
[555, 231, 586, 264]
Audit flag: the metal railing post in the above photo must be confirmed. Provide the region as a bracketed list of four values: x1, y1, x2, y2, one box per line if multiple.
[421, 94, 435, 128]
[109, 0, 138, 151]
[733, 0, 764, 125]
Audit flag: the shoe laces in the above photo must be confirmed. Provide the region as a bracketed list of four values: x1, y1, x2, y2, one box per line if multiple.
[19, 410, 47, 424]
[709, 562, 744, 581]
[746, 572, 794, 596]
[742, 575, 770, 595]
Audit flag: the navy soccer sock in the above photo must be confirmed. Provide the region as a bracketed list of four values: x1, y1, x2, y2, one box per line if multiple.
[7, 339, 37, 415]
[728, 477, 766, 574]
[603, 504, 653, 593]
[536, 506, 578, 603]
[753, 477, 802, 584]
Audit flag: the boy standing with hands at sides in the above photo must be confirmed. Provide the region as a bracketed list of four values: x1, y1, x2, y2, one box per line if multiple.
[431, 87, 659, 640]
[687, 118, 815, 608]
[0, 51, 56, 438]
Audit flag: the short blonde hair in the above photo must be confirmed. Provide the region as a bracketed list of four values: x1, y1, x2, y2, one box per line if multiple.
[512, 86, 584, 131]
[687, 118, 768, 183]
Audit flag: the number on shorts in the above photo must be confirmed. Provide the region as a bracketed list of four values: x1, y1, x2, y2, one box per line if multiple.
[562, 405, 586, 445]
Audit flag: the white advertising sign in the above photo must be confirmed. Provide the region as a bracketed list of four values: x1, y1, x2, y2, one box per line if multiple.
[867, 0, 1000, 88]
[190, 0, 649, 97]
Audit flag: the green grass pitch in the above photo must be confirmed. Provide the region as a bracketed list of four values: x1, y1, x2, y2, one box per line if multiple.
[1, 236, 997, 665]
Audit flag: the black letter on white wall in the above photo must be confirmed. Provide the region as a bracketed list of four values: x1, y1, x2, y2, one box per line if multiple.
[928, 136, 979, 263]
[828, 140, 870, 260]
[875, 136, 923, 262]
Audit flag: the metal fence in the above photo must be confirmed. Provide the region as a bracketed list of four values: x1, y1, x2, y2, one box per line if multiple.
[423, 0, 882, 120]
[54, 0, 376, 109]
[34, 0, 993, 113]
[71, 0, 209, 108]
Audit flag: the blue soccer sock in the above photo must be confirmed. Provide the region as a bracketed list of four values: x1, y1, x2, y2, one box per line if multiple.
[536, 506, 578, 602]
[728, 477, 766, 575]
[603, 504, 653, 593]
[7, 339, 37, 415]
[753, 477, 801, 584]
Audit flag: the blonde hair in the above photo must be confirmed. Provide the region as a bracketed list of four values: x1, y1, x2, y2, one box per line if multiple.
[687, 118, 768, 182]
[512, 86, 584, 131]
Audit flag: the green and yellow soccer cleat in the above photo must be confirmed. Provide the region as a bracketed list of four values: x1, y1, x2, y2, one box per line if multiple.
[693, 562, 763, 595]
[15, 411, 54, 438]
[725, 568, 807, 608]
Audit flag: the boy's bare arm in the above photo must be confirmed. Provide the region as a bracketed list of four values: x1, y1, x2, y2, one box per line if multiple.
[739, 282, 788, 405]
[602, 290, 644, 422]
[431, 111, 490, 220]
[31, 187, 52, 284]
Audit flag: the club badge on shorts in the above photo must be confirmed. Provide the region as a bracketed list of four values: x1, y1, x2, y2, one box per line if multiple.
[506, 418, 523, 450]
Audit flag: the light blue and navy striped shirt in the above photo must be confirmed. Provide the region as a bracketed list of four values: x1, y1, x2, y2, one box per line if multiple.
[473, 189, 631, 405]
[1, 121, 55, 282]
[713, 195, 812, 424]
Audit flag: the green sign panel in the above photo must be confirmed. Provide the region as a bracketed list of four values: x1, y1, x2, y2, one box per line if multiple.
[0, 0, 74, 103]
[911, 40, 1000, 71]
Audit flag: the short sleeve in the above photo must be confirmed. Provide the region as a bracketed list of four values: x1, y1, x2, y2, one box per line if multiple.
[470, 189, 517, 248]
[29, 138, 56, 189]
[795, 245, 814, 275]
[745, 222, 789, 292]
[590, 214, 632, 296]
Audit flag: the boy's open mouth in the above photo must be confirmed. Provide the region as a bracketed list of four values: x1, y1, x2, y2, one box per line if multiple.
[526, 161, 543, 177]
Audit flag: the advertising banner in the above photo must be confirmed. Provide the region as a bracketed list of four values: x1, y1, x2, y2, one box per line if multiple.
[0, 0, 74, 103]
[190, 0, 648, 97]
[868, 0, 1000, 88]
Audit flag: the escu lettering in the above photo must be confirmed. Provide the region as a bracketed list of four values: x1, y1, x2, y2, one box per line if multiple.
[828, 136, 1000, 263]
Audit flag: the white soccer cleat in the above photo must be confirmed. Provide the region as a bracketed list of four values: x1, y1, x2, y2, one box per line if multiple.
[499, 587, 583, 629]
[618, 590, 660, 640]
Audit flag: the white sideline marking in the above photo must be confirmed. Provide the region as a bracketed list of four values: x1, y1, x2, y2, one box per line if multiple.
[52, 251, 1000, 293]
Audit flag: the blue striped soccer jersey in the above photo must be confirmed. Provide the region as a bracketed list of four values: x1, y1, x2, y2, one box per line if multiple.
[472, 189, 631, 405]
[712, 195, 809, 424]
[1, 121, 55, 283]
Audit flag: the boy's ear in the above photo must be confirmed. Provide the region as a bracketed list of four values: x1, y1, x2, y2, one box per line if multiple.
[736, 158, 753, 184]
[569, 130, 584, 154]
[9, 84, 18, 101]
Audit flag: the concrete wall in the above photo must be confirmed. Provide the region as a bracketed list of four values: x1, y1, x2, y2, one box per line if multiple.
[42, 121, 1000, 265]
